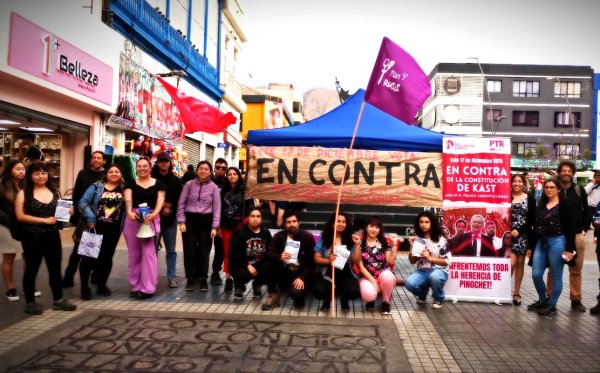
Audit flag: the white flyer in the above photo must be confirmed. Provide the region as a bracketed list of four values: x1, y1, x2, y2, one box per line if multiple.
[411, 237, 426, 257]
[284, 240, 300, 265]
[333, 245, 350, 270]
[55, 199, 73, 223]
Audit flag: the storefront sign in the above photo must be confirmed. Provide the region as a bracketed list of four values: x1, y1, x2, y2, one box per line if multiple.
[106, 54, 183, 142]
[7, 12, 113, 105]
[511, 157, 594, 170]
[246, 145, 443, 207]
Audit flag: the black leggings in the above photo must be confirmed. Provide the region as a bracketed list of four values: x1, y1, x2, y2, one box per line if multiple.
[21, 230, 63, 303]
[182, 213, 213, 279]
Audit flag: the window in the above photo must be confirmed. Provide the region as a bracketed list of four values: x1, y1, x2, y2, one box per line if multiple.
[487, 80, 502, 93]
[512, 111, 539, 126]
[554, 111, 581, 128]
[486, 109, 502, 121]
[514, 142, 539, 156]
[554, 82, 581, 98]
[513, 80, 540, 97]
[554, 143, 579, 158]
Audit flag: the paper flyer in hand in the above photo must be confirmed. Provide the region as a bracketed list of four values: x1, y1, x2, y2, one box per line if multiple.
[284, 240, 300, 265]
[411, 237, 426, 257]
[55, 199, 73, 223]
[333, 245, 350, 270]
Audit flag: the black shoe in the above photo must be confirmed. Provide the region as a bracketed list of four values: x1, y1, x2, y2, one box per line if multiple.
[365, 301, 375, 310]
[129, 291, 140, 298]
[6, 288, 19, 301]
[527, 300, 548, 311]
[252, 281, 262, 297]
[224, 278, 234, 291]
[52, 299, 77, 311]
[293, 298, 305, 309]
[25, 302, 43, 315]
[185, 279, 195, 292]
[381, 302, 391, 315]
[571, 300, 586, 312]
[590, 303, 600, 315]
[341, 298, 350, 312]
[538, 304, 557, 316]
[96, 286, 112, 296]
[138, 292, 154, 300]
[320, 301, 331, 311]
[81, 287, 92, 301]
[62, 277, 74, 288]
[210, 274, 223, 285]
[233, 287, 244, 299]
[199, 278, 209, 292]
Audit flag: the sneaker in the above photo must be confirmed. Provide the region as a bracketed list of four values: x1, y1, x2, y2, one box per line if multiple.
[34, 290, 41, 297]
[25, 302, 43, 315]
[199, 278, 209, 292]
[571, 300, 586, 312]
[416, 296, 427, 304]
[538, 304, 557, 316]
[252, 281, 262, 297]
[52, 299, 77, 311]
[81, 287, 92, 301]
[590, 303, 600, 315]
[320, 302, 331, 311]
[527, 300, 548, 311]
[261, 292, 281, 310]
[210, 274, 223, 285]
[432, 300, 443, 309]
[380, 302, 391, 315]
[6, 288, 19, 301]
[233, 287, 244, 299]
[168, 279, 179, 289]
[365, 301, 375, 310]
[62, 277, 74, 288]
[224, 278, 234, 291]
[96, 286, 112, 296]
[185, 279, 195, 292]
[341, 298, 350, 312]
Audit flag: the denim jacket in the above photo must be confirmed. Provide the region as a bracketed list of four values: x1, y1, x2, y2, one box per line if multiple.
[78, 182, 125, 231]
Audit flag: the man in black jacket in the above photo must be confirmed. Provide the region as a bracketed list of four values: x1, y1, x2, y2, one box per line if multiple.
[449, 214, 497, 257]
[210, 158, 228, 286]
[63, 151, 106, 287]
[229, 207, 273, 299]
[262, 210, 315, 310]
[152, 152, 183, 288]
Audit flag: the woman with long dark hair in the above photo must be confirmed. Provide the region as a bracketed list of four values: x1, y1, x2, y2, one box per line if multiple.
[405, 211, 451, 309]
[220, 167, 248, 291]
[123, 157, 166, 299]
[352, 215, 398, 315]
[78, 164, 126, 300]
[0, 160, 26, 301]
[313, 212, 360, 312]
[177, 160, 221, 292]
[527, 178, 576, 315]
[15, 163, 76, 315]
[509, 173, 536, 305]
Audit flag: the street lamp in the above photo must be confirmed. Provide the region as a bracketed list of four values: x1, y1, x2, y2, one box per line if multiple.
[547, 76, 576, 159]
[467, 57, 505, 136]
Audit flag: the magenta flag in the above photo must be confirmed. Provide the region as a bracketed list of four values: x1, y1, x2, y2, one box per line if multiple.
[157, 77, 237, 135]
[364, 37, 431, 124]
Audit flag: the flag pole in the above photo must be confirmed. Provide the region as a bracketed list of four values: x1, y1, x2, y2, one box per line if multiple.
[331, 99, 367, 317]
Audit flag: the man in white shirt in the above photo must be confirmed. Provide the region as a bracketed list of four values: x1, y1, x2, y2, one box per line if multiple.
[484, 221, 503, 250]
[585, 171, 600, 226]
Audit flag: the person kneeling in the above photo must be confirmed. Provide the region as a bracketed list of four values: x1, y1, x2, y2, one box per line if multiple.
[229, 207, 273, 299]
[405, 211, 451, 309]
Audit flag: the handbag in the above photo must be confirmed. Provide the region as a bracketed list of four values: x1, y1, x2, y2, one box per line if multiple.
[78, 229, 103, 258]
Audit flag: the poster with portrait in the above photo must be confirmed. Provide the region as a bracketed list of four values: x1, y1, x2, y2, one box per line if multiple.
[443, 137, 512, 303]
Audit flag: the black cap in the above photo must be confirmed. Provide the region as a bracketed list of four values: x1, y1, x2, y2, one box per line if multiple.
[157, 151, 171, 161]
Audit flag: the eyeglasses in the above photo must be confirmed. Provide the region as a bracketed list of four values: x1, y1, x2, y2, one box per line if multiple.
[215, 166, 226, 170]
[544, 186, 557, 190]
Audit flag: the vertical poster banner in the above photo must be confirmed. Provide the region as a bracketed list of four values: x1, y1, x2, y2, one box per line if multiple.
[442, 137, 512, 303]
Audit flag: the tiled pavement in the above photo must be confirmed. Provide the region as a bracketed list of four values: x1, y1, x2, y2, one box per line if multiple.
[0, 228, 598, 372]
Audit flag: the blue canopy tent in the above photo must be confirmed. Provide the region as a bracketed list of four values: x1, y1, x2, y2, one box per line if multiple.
[247, 89, 445, 152]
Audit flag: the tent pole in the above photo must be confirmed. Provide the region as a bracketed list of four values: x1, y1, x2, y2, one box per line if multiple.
[331, 100, 367, 316]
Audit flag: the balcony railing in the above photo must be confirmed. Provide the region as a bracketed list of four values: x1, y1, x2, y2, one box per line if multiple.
[109, 0, 222, 101]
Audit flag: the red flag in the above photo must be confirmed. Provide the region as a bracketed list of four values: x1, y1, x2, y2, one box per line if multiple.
[157, 77, 237, 134]
[364, 37, 431, 124]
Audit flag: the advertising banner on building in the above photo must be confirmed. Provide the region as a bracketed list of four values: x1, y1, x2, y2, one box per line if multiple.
[442, 137, 512, 303]
[246, 145, 443, 207]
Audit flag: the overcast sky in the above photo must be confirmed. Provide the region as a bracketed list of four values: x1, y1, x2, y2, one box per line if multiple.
[239, 0, 599, 95]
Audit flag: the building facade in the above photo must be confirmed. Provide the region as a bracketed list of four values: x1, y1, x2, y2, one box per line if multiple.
[422, 63, 595, 172]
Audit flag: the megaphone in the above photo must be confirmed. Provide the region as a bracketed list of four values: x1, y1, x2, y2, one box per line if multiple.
[136, 222, 155, 239]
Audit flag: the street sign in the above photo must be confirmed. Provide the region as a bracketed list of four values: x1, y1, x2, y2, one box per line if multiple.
[217, 142, 229, 149]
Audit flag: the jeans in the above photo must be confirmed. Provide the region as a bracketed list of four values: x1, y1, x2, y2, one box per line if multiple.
[532, 235, 566, 306]
[405, 268, 448, 301]
[158, 219, 177, 281]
